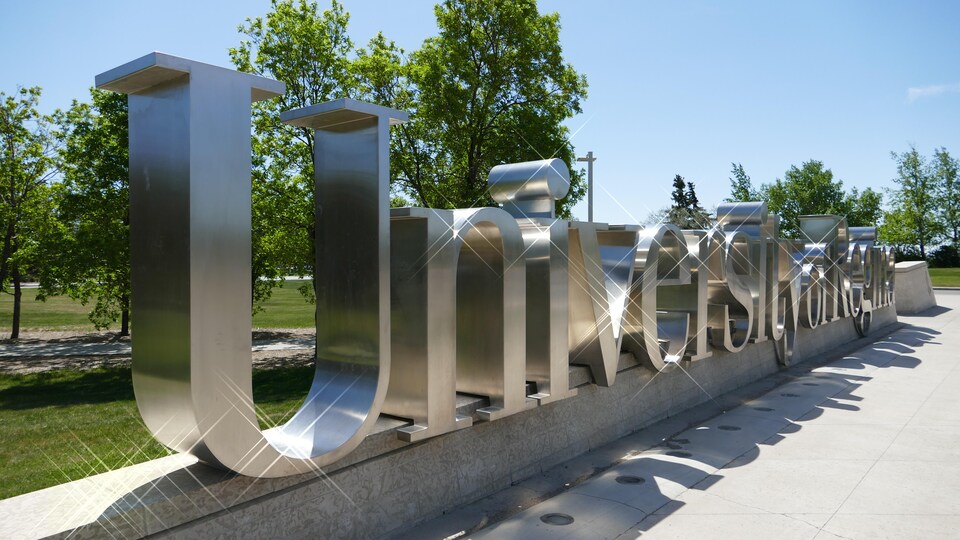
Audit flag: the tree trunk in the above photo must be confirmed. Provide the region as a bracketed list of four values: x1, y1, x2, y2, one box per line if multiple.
[120, 304, 130, 337]
[11, 265, 22, 340]
[0, 221, 14, 288]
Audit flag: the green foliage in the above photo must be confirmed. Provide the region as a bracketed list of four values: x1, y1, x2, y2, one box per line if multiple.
[878, 208, 920, 256]
[349, 32, 433, 208]
[230, 0, 355, 309]
[844, 186, 883, 229]
[0, 86, 58, 338]
[670, 174, 687, 208]
[760, 160, 882, 239]
[37, 89, 131, 334]
[726, 162, 756, 202]
[882, 147, 944, 257]
[665, 174, 711, 229]
[928, 245, 960, 268]
[400, 0, 588, 216]
[934, 147, 960, 245]
[231, 0, 590, 306]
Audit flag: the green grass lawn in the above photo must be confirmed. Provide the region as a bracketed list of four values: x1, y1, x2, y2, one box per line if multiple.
[0, 365, 313, 500]
[929, 268, 960, 287]
[0, 280, 316, 332]
[252, 280, 316, 328]
[0, 280, 315, 498]
[0, 289, 91, 330]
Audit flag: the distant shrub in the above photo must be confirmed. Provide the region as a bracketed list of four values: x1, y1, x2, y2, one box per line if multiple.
[894, 246, 925, 262]
[929, 245, 960, 268]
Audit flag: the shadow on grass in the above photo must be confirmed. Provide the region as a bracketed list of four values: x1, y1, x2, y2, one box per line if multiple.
[0, 365, 316, 410]
[0, 368, 134, 409]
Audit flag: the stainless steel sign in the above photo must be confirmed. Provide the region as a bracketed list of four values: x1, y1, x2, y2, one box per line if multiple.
[97, 53, 894, 478]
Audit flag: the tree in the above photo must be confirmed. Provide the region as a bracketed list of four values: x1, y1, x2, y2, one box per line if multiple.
[349, 32, 434, 210]
[884, 147, 943, 257]
[760, 160, 880, 239]
[670, 174, 687, 208]
[231, 0, 590, 308]
[878, 208, 924, 260]
[1, 87, 57, 339]
[399, 0, 588, 217]
[726, 162, 756, 202]
[844, 186, 883, 229]
[36, 89, 131, 335]
[685, 181, 702, 210]
[934, 147, 960, 246]
[666, 174, 711, 229]
[230, 0, 356, 307]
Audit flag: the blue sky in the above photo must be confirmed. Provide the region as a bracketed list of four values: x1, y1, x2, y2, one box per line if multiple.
[3, 0, 958, 223]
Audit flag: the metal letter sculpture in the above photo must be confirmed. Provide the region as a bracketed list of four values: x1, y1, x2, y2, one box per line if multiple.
[99, 54, 896, 478]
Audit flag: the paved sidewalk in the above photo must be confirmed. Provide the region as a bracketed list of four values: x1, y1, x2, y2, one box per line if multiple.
[416, 292, 960, 540]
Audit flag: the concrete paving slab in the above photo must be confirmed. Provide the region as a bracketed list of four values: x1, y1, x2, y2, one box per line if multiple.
[813, 528, 854, 540]
[911, 396, 960, 426]
[470, 492, 647, 539]
[821, 514, 960, 540]
[705, 458, 876, 514]
[882, 425, 960, 461]
[654, 415, 788, 468]
[755, 423, 903, 461]
[623, 511, 823, 540]
[418, 292, 960, 539]
[568, 457, 711, 514]
[794, 395, 921, 425]
[838, 460, 960, 516]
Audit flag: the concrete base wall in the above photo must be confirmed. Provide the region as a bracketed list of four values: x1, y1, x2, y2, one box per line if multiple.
[895, 261, 937, 314]
[0, 307, 898, 540]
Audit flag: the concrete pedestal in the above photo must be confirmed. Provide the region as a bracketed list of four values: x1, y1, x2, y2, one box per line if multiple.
[895, 261, 937, 314]
[0, 307, 898, 540]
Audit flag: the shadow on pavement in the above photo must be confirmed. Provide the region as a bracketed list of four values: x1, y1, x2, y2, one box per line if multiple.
[629, 320, 939, 536]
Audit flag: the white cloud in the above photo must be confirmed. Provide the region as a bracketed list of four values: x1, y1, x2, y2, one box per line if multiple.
[907, 82, 960, 102]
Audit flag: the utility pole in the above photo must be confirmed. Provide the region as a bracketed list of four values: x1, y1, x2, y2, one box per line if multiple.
[577, 151, 596, 222]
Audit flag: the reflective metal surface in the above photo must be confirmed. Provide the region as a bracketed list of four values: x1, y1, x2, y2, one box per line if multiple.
[773, 231, 802, 365]
[276, 98, 405, 465]
[102, 54, 898, 479]
[622, 224, 692, 371]
[385, 208, 471, 441]
[655, 230, 712, 361]
[848, 226, 877, 336]
[519, 217, 577, 404]
[488, 159, 570, 219]
[99, 53, 302, 476]
[883, 247, 892, 307]
[453, 207, 534, 421]
[795, 243, 826, 329]
[98, 53, 271, 475]
[799, 215, 848, 323]
[568, 223, 638, 386]
[846, 241, 865, 317]
[491, 160, 576, 403]
[704, 231, 755, 352]
[717, 202, 771, 344]
[100, 53, 407, 477]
